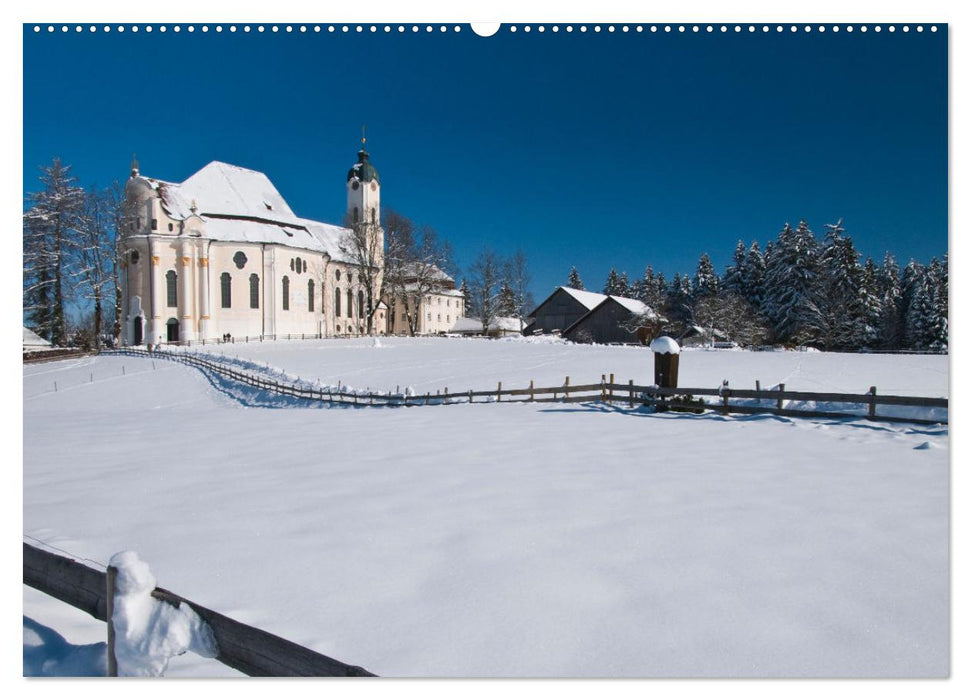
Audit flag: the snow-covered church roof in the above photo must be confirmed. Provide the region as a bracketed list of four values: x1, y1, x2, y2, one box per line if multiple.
[136, 161, 357, 262]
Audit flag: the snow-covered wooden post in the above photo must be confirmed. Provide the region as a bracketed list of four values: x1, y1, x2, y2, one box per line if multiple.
[650, 336, 680, 389]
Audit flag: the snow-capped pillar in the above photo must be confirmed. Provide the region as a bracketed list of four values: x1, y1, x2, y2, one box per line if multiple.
[179, 244, 195, 343]
[650, 336, 681, 388]
[198, 250, 211, 341]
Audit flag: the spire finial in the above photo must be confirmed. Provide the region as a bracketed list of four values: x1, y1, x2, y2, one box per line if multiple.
[130, 152, 139, 177]
[361, 124, 366, 147]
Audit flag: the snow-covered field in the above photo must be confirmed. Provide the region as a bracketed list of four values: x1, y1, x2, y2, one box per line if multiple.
[23, 337, 949, 677]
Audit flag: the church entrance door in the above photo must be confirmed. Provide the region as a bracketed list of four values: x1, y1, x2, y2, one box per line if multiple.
[132, 317, 143, 345]
[166, 318, 180, 343]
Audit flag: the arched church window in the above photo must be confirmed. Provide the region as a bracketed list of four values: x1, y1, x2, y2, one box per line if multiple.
[353, 207, 359, 223]
[303, 259, 307, 273]
[282, 276, 290, 311]
[370, 208, 375, 223]
[249, 274, 260, 309]
[129, 250, 139, 265]
[290, 259, 295, 271]
[166, 270, 177, 307]
[295, 257, 302, 274]
[347, 289, 354, 318]
[358, 291, 364, 318]
[335, 287, 342, 317]
[233, 251, 247, 269]
[335, 269, 341, 281]
[220, 272, 232, 308]
[308, 280, 315, 312]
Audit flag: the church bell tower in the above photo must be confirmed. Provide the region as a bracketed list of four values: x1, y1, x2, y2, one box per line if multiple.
[346, 131, 381, 230]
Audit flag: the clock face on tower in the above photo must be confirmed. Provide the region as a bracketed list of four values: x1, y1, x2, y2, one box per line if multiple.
[351, 181, 360, 190]
[370, 182, 377, 191]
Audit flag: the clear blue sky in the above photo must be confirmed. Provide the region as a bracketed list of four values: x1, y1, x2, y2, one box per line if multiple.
[23, 24, 947, 298]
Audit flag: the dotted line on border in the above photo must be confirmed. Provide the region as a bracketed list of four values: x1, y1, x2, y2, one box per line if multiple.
[30, 24, 940, 35]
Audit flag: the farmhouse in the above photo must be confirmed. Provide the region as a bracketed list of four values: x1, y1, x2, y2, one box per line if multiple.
[118, 143, 389, 346]
[524, 287, 663, 344]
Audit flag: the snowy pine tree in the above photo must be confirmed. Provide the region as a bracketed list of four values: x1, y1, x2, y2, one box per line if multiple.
[23, 158, 85, 346]
[819, 219, 868, 350]
[496, 282, 517, 318]
[741, 241, 767, 312]
[617, 271, 631, 298]
[603, 268, 624, 296]
[901, 260, 925, 349]
[567, 266, 584, 290]
[875, 253, 903, 350]
[693, 253, 718, 300]
[763, 220, 824, 346]
[723, 241, 746, 296]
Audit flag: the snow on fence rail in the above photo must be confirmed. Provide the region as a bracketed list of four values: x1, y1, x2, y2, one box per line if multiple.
[23, 542, 376, 677]
[106, 349, 948, 425]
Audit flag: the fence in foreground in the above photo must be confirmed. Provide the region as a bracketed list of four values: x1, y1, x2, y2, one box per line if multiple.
[23, 542, 375, 677]
[107, 348, 947, 425]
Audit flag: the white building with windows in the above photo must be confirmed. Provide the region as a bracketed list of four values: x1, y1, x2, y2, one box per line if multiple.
[386, 265, 465, 336]
[118, 144, 387, 346]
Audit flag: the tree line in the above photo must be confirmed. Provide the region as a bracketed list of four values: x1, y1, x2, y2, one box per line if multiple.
[567, 219, 948, 353]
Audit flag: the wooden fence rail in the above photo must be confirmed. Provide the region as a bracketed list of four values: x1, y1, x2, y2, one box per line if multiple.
[23, 542, 375, 677]
[105, 349, 947, 425]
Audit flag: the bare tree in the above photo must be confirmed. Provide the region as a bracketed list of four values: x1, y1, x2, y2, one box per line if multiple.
[72, 185, 119, 349]
[693, 292, 769, 347]
[381, 209, 454, 336]
[340, 211, 384, 335]
[468, 248, 505, 335]
[505, 248, 533, 333]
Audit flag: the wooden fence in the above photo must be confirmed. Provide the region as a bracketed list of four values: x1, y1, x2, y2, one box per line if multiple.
[23, 542, 375, 677]
[107, 348, 948, 425]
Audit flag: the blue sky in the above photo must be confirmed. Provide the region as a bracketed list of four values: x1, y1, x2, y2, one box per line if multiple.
[23, 23, 947, 298]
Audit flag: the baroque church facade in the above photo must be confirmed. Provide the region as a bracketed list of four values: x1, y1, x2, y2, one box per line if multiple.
[118, 144, 392, 346]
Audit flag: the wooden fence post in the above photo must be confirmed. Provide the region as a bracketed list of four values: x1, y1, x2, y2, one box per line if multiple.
[629, 379, 634, 407]
[777, 383, 785, 411]
[565, 376, 570, 401]
[469, 389, 473, 404]
[601, 374, 606, 401]
[497, 382, 502, 402]
[610, 373, 615, 404]
[106, 565, 118, 677]
[529, 380, 534, 402]
[869, 386, 877, 419]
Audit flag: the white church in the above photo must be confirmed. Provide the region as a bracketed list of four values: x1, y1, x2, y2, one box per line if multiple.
[118, 143, 443, 346]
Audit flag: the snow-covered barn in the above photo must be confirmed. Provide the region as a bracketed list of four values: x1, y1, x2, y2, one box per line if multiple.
[524, 287, 662, 344]
[117, 143, 388, 346]
[563, 296, 664, 345]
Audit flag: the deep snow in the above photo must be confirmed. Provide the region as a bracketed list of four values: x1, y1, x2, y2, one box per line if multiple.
[22, 338, 948, 677]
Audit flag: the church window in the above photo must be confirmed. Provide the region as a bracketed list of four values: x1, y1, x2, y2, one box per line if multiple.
[336, 324, 341, 333]
[168, 223, 174, 232]
[151, 218, 157, 230]
[220, 273, 232, 308]
[358, 291, 364, 317]
[166, 270, 177, 307]
[295, 257, 302, 273]
[282, 276, 290, 311]
[129, 250, 139, 265]
[303, 259, 307, 273]
[136, 217, 141, 229]
[370, 208, 375, 223]
[233, 251, 247, 269]
[290, 259, 295, 271]
[353, 207, 359, 223]
[308, 280, 315, 312]
[347, 289, 354, 317]
[335, 287, 342, 317]
[335, 269, 341, 281]
[249, 274, 260, 309]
